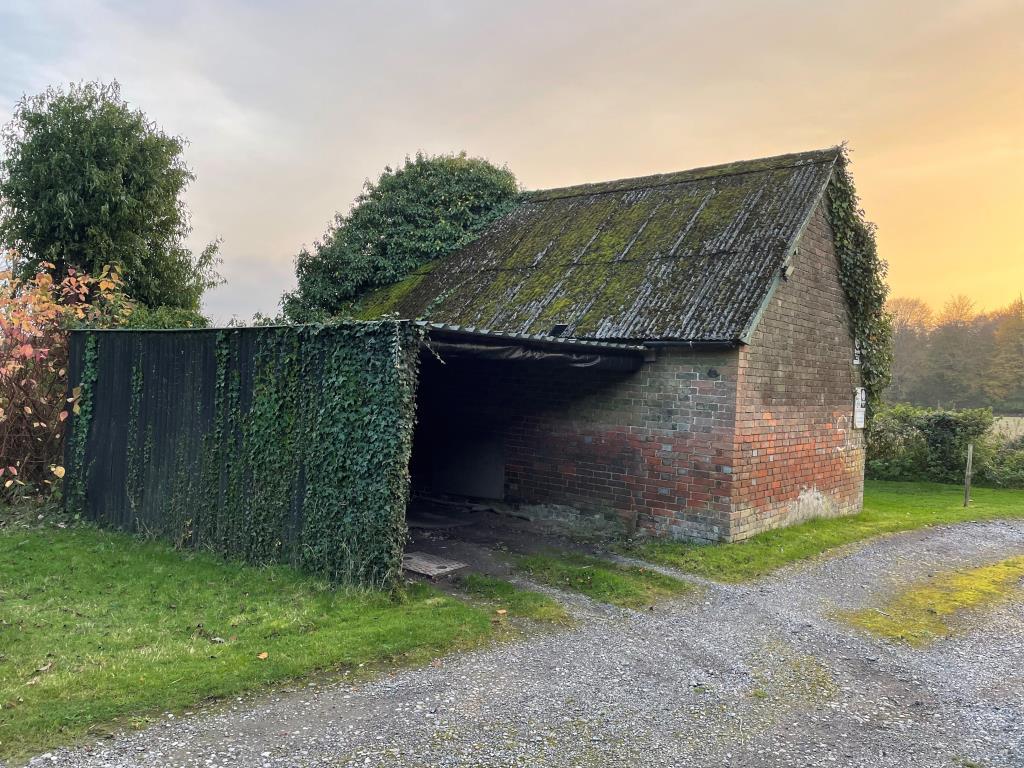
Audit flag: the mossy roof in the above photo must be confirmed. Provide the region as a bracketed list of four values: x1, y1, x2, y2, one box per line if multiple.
[359, 147, 841, 342]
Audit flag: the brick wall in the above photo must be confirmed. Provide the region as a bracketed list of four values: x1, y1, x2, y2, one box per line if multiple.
[729, 201, 866, 539]
[413, 349, 738, 542]
[505, 350, 738, 541]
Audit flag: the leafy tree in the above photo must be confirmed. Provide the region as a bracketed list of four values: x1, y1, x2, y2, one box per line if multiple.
[120, 305, 207, 329]
[885, 296, 932, 403]
[282, 152, 518, 321]
[887, 294, 1024, 414]
[889, 296, 934, 330]
[913, 296, 984, 409]
[984, 297, 1024, 412]
[936, 294, 976, 326]
[0, 81, 220, 311]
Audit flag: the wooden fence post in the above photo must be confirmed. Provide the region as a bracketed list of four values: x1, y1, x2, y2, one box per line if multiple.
[963, 442, 974, 507]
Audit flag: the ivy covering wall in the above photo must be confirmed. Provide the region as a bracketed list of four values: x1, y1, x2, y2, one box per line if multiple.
[826, 150, 893, 407]
[65, 321, 422, 587]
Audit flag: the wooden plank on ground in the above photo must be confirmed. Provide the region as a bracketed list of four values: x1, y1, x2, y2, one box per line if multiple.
[402, 551, 468, 578]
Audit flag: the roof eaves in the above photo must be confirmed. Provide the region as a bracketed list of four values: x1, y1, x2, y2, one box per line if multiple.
[417, 321, 647, 355]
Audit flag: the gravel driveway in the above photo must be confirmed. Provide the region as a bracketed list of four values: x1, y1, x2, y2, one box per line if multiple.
[29, 520, 1024, 768]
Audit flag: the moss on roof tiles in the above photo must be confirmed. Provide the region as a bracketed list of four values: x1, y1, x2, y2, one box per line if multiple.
[353, 262, 437, 320]
[359, 147, 841, 341]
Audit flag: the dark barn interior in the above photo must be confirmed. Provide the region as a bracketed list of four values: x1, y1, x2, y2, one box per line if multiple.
[408, 325, 646, 522]
[412, 353, 512, 501]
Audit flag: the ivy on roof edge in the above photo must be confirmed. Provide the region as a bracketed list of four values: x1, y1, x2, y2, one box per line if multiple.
[826, 149, 893, 409]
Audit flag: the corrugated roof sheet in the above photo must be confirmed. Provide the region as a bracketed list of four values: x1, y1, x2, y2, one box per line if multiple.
[359, 147, 840, 342]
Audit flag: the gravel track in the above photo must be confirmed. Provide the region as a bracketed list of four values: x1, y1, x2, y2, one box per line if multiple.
[28, 520, 1024, 768]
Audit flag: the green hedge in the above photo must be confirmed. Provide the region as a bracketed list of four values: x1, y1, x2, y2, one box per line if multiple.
[65, 322, 422, 586]
[986, 435, 1024, 489]
[867, 404, 1024, 488]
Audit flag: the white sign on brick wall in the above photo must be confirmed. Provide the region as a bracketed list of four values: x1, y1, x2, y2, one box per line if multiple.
[854, 387, 867, 429]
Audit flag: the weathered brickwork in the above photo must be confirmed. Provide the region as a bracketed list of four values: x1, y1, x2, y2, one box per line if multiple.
[412, 202, 863, 542]
[414, 350, 738, 542]
[501, 350, 737, 541]
[729, 201, 865, 539]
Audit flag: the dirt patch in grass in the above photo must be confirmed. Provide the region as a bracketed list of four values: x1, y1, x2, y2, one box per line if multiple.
[0, 523, 499, 762]
[629, 481, 1024, 583]
[516, 552, 693, 609]
[838, 556, 1024, 646]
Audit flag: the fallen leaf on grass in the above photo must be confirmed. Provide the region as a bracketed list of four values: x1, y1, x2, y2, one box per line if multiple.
[257, 652, 269, 660]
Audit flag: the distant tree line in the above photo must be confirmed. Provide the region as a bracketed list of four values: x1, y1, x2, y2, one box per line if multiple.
[886, 295, 1024, 414]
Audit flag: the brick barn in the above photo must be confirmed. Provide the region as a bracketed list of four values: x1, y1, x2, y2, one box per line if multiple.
[367, 147, 868, 542]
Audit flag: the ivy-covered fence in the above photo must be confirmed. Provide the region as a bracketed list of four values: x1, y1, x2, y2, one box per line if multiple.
[64, 321, 422, 587]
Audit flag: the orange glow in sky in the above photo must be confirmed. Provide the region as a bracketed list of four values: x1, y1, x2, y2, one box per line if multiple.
[2, 0, 1021, 318]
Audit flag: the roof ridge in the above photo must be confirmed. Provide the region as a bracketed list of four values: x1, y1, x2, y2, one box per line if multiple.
[526, 146, 841, 202]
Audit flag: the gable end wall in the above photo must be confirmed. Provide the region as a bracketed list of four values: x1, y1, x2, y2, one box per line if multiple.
[729, 201, 865, 540]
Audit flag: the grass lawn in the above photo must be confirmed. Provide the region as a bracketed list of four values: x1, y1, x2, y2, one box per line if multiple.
[457, 574, 571, 624]
[838, 555, 1024, 646]
[517, 552, 693, 609]
[632, 480, 1024, 583]
[0, 523, 509, 761]
[4, 481, 1021, 759]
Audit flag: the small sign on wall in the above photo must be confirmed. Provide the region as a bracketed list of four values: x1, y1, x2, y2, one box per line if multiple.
[854, 387, 867, 429]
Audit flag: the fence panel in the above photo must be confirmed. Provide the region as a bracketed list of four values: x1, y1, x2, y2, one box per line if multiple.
[65, 322, 421, 586]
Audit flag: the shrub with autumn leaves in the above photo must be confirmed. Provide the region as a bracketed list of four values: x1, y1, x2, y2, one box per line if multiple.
[1, 256, 133, 501]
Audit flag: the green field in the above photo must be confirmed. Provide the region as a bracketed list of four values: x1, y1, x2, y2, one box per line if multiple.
[994, 415, 1024, 441]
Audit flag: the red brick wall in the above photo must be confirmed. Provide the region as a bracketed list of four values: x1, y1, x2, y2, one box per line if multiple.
[503, 350, 738, 541]
[414, 350, 738, 541]
[729, 201, 865, 539]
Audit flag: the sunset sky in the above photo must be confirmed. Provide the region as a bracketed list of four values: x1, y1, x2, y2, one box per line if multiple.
[1, 0, 1021, 321]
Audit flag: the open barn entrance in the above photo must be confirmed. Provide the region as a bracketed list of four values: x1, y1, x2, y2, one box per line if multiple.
[407, 325, 646, 545]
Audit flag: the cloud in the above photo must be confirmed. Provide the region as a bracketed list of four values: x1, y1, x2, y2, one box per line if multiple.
[1, 0, 1021, 319]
